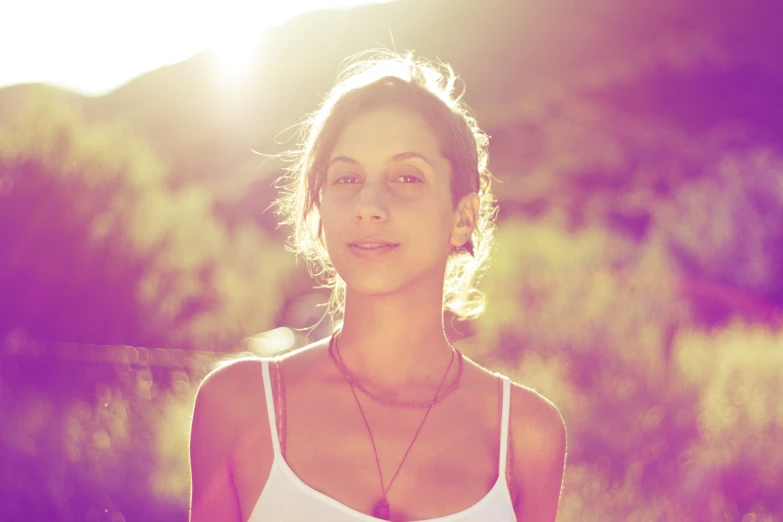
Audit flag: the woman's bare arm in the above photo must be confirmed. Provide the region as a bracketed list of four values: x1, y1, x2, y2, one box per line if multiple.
[509, 384, 568, 522]
[189, 361, 258, 522]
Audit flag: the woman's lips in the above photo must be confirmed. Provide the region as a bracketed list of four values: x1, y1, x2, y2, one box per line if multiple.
[347, 243, 399, 258]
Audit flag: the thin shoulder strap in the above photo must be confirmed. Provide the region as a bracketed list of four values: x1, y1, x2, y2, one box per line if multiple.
[261, 359, 282, 455]
[498, 374, 511, 479]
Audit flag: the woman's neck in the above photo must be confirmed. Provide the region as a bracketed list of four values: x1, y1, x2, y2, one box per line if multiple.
[335, 288, 456, 394]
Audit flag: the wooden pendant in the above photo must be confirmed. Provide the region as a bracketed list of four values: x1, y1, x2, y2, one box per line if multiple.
[372, 497, 391, 520]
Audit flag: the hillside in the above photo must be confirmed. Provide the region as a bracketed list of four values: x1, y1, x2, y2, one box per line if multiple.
[3, 0, 780, 193]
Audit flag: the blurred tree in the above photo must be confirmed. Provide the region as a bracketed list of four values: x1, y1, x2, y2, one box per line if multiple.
[656, 146, 783, 324]
[674, 322, 783, 520]
[489, 77, 783, 328]
[477, 219, 783, 520]
[0, 89, 291, 349]
[0, 350, 204, 522]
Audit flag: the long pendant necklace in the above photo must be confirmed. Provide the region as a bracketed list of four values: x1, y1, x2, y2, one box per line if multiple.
[329, 330, 457, 520]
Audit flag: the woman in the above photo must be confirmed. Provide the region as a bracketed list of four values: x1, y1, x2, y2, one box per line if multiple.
[189, 51, 566, 522]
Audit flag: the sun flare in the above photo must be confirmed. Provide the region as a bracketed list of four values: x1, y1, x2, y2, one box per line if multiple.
[208, 32, 262, 80]
[205, 0, 392, 82]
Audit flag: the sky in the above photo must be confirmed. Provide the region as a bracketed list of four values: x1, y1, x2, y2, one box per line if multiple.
[1, 0, 389, 96]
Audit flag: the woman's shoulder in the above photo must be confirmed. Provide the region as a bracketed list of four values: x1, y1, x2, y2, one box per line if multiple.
[463, 354, 563, 424]
[467, 360, 566, 515]
[195, 337, 331, 408]
[504, 375, 567, 514]
[461, 355, 565, 456]
[199, 356, 265, 399]
[192, 357, 269, 439]
[507, 378, 566, 446]
[199, 333, 329, 390]
[189, 356, 281, 519]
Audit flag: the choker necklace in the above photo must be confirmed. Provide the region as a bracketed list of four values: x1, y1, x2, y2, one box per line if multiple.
[328, 331, 463, 408]
[328, 329, 455, 520]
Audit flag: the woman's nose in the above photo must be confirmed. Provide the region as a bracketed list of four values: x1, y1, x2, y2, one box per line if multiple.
[354, 182, 389, 222]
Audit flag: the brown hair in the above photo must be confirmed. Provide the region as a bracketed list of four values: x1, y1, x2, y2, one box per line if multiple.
[274, 50, 498, 322]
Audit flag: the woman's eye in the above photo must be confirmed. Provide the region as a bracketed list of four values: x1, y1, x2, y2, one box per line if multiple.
[334, 175, 361, 184]
[394, 173, 423, 184]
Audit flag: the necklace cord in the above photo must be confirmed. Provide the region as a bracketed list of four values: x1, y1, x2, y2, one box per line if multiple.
[330, 331, 463, 408]
[329, 329, 456, 503]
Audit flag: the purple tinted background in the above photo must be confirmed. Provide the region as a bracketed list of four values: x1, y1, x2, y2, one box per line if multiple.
[1, 0, 782, 520]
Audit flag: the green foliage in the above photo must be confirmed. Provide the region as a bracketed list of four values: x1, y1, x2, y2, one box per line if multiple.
[478, 218, 782, 520]
[675, 323, 783, 519]
[479, 217, 688, 364]
[657, 147, 783, 301]
[0, 90, 292, 348]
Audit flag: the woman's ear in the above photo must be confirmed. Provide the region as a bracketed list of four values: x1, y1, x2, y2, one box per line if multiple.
[449, 193, 480, 249]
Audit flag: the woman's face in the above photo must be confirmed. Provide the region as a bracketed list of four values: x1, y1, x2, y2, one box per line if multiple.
[319, 105, 461, 297]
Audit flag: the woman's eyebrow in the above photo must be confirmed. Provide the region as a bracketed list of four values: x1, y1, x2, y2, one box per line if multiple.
[327, 156, 359, 169]
[389, 151, 435, 167]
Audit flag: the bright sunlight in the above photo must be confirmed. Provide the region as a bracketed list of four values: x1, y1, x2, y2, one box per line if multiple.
[1, 0, 392, 95]
[209, 0, 395, 82]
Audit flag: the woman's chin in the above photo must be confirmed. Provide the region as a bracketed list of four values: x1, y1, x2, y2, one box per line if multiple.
[343, 277, 404, 298]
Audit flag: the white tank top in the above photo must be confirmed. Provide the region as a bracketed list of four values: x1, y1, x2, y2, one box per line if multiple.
[248, 358, 516, 521]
